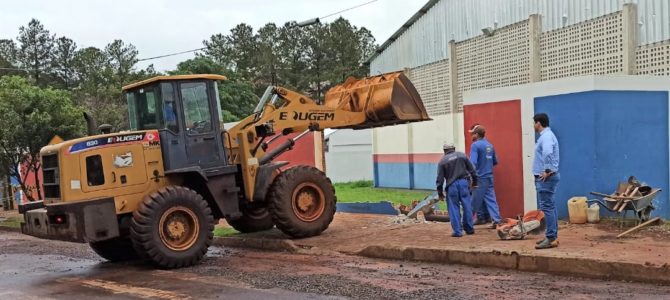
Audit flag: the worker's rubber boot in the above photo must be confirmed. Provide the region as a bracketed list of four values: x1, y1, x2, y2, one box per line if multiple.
[535, 238, 558, 249]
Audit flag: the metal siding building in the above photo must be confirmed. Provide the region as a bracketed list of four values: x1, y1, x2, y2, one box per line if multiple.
[370, 0, 670, 73]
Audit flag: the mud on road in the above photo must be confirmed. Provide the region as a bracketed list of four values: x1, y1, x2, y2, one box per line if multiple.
[1, 229, 669, 300]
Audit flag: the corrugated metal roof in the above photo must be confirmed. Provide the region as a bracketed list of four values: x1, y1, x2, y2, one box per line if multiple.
[368, 0, 670, 73]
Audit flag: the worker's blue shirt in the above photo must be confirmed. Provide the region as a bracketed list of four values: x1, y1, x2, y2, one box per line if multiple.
[533, 127, 560, 175]
[470, 138, 497, 178]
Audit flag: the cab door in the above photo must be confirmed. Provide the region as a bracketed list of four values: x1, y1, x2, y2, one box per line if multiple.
[177, 81, 223, 169]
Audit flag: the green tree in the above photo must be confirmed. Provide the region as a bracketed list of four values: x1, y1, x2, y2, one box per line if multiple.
[0, 76, 84, 201]
[51, 36, 78, 88]
[0, 39, 21, 77]
[275, 22, 309, 92]
[16, 19, 54, 86]
[255, 23, 280, 90]
[71, 42, 155, 131]
[294, 22, 335, 100]
[227, 23, 257, 80]
[201, 33, 234, 69]
[201, 18, 377, 102]
[357, 27, 377, 71]
[104, 39, 139, 86]
[324, 18, 371, 84]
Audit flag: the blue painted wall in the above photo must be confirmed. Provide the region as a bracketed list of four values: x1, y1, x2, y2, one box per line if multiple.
[374, 162, 439, 190]
[535, 90, 669, 219]
[374, 163, 411, 188]
[413, 163, 438, 189]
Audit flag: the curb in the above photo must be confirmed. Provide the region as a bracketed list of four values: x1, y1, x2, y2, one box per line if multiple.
[215, 236, 670, 285]
[357, 245, 670, 284]
[213, 236, 300, 252]
[0, 225, 21, 233]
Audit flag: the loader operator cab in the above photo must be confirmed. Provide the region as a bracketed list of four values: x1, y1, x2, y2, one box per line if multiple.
[123, 75, 230, 173]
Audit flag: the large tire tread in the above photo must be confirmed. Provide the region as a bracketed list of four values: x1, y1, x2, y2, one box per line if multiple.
[268, 166, 336, 238]
[226, 204, 274, 233]
[130, 186, 214, 269]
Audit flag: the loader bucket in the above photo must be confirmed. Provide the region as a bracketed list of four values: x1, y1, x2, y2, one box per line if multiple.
[324, 71, 430, 129]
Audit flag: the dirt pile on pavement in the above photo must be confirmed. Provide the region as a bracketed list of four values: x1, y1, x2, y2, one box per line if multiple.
[388, 214, 428, 225]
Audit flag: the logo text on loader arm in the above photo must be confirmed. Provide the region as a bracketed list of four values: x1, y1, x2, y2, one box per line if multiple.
[279, 111, 335, 121]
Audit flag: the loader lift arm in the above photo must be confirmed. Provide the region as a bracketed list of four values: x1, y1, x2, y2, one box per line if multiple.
[227, 71, 430, 201]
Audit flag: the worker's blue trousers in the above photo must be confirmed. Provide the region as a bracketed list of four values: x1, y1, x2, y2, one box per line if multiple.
[447, 179, 474, 236]
[535, 173, 560, 240]
[472, 177, 502, 223]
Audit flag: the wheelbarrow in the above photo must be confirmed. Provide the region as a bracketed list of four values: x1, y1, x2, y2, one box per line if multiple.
[588, 188, 661, 227]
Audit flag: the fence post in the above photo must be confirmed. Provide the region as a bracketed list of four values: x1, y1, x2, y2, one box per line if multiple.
[622, 3, 638, 75]
[528, 14, 542, 82]
[448, 40, 460, 147]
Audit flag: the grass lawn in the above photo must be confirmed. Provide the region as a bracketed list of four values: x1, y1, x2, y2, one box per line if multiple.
[334, 181, 431, 207]
[213, 227, 239, 237]
[0, 216, 23, 229]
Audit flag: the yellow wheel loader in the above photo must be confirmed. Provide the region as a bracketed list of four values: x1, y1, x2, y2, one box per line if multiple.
[19, 72, 429, 268]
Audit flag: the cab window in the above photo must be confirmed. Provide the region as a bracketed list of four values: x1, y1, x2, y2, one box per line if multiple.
[127, 85, 160, 130]
[161, 82, 179, 132]
[180, 82, 212, 135]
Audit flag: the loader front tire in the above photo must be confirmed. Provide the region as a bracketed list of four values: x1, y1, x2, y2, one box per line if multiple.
[89, 237, 138, 262]
[130, 186, 214, 268]
[226, 203, 274, 233]
[268, 166, 336, 238]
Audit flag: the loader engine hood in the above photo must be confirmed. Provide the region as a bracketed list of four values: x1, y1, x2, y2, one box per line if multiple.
[41, 131, 159, 156]
[39, 130, 160, 204]
[62, 131, 159, 154]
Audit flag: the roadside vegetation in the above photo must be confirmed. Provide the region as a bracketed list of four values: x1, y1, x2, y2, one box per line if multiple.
[0, 215, 23, 229]
[213, 226, 239, 237]
[334, 181, 430, 206]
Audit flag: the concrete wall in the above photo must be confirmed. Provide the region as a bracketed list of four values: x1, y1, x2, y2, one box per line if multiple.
[373, 75, 670, 219]
[373, 114, 464, 190]
[325, 129, 373, 183]
[535, 90, 669, 218]
[464, 75, 670, 219]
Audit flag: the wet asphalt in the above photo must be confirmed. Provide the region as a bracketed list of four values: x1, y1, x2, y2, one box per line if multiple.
[1, 229, 670, 300]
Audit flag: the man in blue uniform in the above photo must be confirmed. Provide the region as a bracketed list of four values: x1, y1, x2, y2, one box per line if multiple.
[436, 143, 478, 237]
[533, 113, 560, 249]
[469, 124, 503, 229]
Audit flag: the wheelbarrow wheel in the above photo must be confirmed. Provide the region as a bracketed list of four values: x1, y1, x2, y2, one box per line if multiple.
[639, 205, 654, 222]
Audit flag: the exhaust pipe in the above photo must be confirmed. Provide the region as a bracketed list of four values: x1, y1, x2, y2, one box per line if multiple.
[83, 112, 97, 136]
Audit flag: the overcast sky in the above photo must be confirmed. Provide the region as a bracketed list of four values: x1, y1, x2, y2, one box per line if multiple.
[0, 0, 425, 72]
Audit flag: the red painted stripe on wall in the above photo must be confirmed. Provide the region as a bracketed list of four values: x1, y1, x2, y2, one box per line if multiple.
[374, 153, 443, 164]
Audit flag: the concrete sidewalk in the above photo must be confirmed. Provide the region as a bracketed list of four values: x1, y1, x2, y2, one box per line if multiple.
[216, 213, 670, 284]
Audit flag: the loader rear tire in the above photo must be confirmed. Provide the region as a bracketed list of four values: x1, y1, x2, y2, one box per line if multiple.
[89, 237, 138, 262]
[268, 166, 336, 238]
[226, 203, 274, 233]
[130, 186, 214, 268]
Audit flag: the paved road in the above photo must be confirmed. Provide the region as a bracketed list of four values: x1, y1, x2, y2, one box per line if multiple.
[1, 229, 669, 300]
